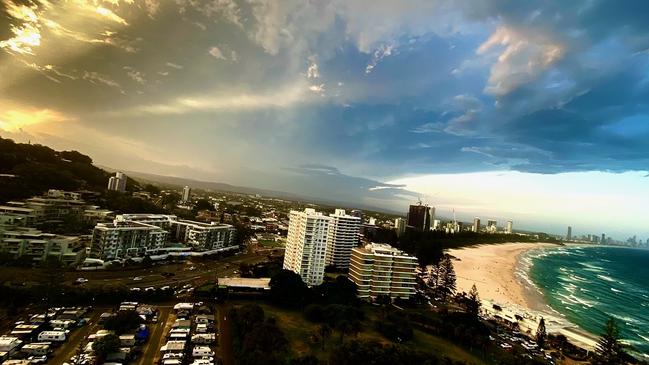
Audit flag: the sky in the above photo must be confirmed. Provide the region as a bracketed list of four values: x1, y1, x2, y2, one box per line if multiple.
[0, 0, 648, 238]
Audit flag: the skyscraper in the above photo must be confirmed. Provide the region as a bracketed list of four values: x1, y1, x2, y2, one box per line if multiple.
[325, 209, 361, 270]
[601, 233, 606, 244]
[486, 220, 497, 233]
[182, 186, 191, 203]
[107, 172, 126, 192]
[283, 208, 331, 286]
[506, 220, 513, 234]
[394, 217, 406, 237]
[567, 226, 572, 240]
[472, 217, 481, 233]
[407, 203, 432, 231]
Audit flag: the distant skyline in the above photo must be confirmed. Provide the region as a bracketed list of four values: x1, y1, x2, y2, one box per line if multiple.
[1, 1, 649, 238]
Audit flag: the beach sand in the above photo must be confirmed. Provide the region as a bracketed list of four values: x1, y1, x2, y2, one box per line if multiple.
[448, 242, 555, 310]
[448, 242, 599, 349]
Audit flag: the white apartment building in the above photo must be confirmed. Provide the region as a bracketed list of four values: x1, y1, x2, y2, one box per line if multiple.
[171, 219, 235, 250]
[325, 209, 361, 270]
[91, 221, 168, 260]
[107, 172, 127, 192]
[0, 227, 84, 264]
[348, 243, 418, 300]
[90, 214, 236, 260]
[394, 217, 406, 237]
[283, 208, 331, 286]
[182, 186, 191, 203]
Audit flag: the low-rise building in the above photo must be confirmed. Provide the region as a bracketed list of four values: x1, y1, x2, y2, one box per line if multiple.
[0, 227, 85, 264]
[348, 243, 418, 300]
[90, 221, 167, 260]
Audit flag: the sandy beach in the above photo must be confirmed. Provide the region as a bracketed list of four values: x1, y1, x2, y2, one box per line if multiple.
[448, 242, 555, 310]
[448, 242, 599, 349]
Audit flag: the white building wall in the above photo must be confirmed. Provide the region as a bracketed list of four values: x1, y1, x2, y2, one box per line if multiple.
[283, 209, 331, 286]
[325, 209, 361, 269]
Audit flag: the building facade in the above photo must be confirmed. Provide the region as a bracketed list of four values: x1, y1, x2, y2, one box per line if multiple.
[0, 227, 84, 264]
[283, 208, 331, 286]
[407, 203, 432, 231]
[90, 214, 236, 260]
[107, 172, 127, 192]
[473, 217, 481, 233]
[181, 186, 192, 203]
[394, 217, 406, 237]
[325, 209, 361, 270]
[486, 220, 497, 233]
[506, 220, 513, 234]
[348, 243, 417, 300]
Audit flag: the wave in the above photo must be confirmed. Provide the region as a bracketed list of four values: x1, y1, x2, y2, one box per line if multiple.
[597, 274, 616, 283]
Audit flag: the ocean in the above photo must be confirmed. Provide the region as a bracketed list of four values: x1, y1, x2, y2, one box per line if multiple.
[526, 245, 649, 357]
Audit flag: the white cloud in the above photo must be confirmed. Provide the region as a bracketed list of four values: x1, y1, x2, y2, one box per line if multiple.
[365, 43, 395, 74]
[477, 26, 563, 96]
[166, 62, 183, 69]
[82, 71, 123, 93]
[115, 81, 319, 116]
[307, 60, 320, 79]
[124, 66, 146, 84]
[308, 83, 325, 94]
[208, 46, 226, 60]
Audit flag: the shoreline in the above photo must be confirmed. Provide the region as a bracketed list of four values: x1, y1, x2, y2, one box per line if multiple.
[448, 242, 599, 350]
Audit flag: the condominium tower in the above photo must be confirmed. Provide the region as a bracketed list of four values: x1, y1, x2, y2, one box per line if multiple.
[407, 203, 432, 231]
[348, 243, 418, 299]
[283, 209, 331, 286]
[107, 172, 127, 192]
[325, 209, 361, 270]
[182, 186, 191, 203]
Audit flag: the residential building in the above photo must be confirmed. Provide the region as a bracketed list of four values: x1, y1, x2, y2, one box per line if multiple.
[567, 226, 572, 241]
[283, 208, 331, 286]
[171, 220, 236, 250]
[486, 220, 497, 233]
[348, 243, 417, 300]
[0, 227, 84, 264]
[325, 209, 361, 270]
[182, 186, 191, 203]
[432, 219, 441, 230]
[90, 220, 167, 260]
[394, 218, 406, 237]
[107, 172, 127, 192]
[407, 203, 432, 231]
[506, 220, 513, 234]
[473, 217, 481, 233]
[90, 214, 236, 260]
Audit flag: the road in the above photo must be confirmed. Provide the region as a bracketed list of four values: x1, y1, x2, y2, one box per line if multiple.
[49, 308, 103, 364]
[217, 303, 234, 365]
[139, 306, 172, 365]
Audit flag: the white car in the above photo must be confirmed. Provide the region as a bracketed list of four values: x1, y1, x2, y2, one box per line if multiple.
[75, 277, 88, 284]
[133, 276, 143, 281]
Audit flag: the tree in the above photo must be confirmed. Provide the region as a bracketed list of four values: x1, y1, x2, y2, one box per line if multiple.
[319, 324, 332, 350]
[92, 334, 120, 360]
[427, 255, 456, 302]
[536, 317, 547, 349]
[269, 270, 309, 308]
[439, 255, 456, 301]
[465, 284, 481, 317]
[595, 317, 625, 365]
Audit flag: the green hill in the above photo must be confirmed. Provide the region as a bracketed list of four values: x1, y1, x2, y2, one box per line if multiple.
[0, 136, 123, 203]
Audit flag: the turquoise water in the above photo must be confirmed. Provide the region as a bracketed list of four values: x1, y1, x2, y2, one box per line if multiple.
[528, 246, 649, 357]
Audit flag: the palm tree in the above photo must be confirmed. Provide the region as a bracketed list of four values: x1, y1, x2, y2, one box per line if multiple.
[536, 317, 547, 348]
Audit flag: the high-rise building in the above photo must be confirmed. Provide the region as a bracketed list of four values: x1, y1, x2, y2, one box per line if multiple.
[432, 219, 441, 230]
[348, 243, 418, 299]
[567, 226, 572, 240]
[283, 208, 331, 286]
[107, 172, 127, 192]
[472, 217, 481, 233]
[182, 186, 191, 203]
[407, 203, 432, 231]
[486, 220, 497, 233]
[394, 217, 406, 237]
[601, 233, 606, 244]
[325, 209, 361, 270]
[506, 221, 513, 234]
